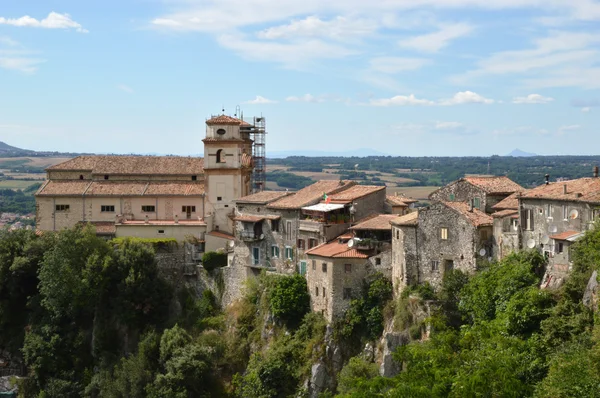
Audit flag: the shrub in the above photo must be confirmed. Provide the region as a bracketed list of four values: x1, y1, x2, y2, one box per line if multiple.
[202, 251, 227, 271]
[269, 274, 310, 327]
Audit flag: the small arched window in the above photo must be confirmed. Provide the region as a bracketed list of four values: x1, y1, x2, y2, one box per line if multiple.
[216, 149, 225, 163]
[79, 174, 84, 180]
[216, 128, 226, 135]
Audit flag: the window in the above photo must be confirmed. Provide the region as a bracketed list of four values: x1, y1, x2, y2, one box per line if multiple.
[375, 257, 381, 265]
[345, 263, 352, 273]
[271, 245, 279, 258]
[315, 286, 319, 296]
[396, 229, 400, 239]
[524, 209, 534, 230]
[322, 262, 328, 273]
[252, 247, 260, 265]
[158, 230, 165, 234]
[79, 174, 84, 180]
[104, 175, 109, 180]
[101, 205, 115, 212]
[511, 219, 519, 231]
[312, 260, 316, 270]
[431, 260, 440, 271]
[216, 149, 225, 163]
[285, 247, 293, 260]
[271, 219, 280, 232]
[473, 197, 481, 209]
[444, 259, 454, 272]
[563, 205, 568, 220]
[449, 194, 455, 201]
[557, 242, 564, 254]
[286, 221, 293, 241]
[182, 206, 196, 213]
[481, 230, 488, 241]
[217, 196, 222, 201]
[322, 287, 326, 297]
[216, 128, 226, 135]
[309, 238, 318, 249]
[441, 227, 448, 240]
[297, 239, 305, 250]
[55, 204, 70, 212]
[299, 261, 307, 276]
[546, 204, 553, 218]
[142, 205, 155, 213]
[343, 288, 352, 300]
[191, 175, 197, 181]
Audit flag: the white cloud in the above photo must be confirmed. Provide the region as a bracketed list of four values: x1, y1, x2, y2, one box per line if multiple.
[243, 95, 277, 104]
[582, 107, 591, 113]
[117, 85, 134, 94]
[0, 36, 18, 47]
[435, 121, 463, 129]
[439, 91, 494, 105]
[370, 94, 435, 106]
[257, 16, 377, 41]
[398, 23, 473, 53]
[368, 57, 431, 74]
[286, 94, 326, 103]
[0, 12, 88, 33]
[557, 124, 581, 135]
[0, 56, 44, 73]
[512, 94, 554, 104]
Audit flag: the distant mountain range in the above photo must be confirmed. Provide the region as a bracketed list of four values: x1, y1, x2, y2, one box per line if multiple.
[507, 149, 538, 157]
[0, 141, 32, 154]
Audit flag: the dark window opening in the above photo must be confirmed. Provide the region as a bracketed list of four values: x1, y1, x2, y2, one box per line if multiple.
[322, 262, 327, 272]
[558, 242, 564, 253]
[79, 174, 84, 180]
[217, 196, 222, 201]
[55, 204, 70, 212]
[101, 205, 115, 212]
[216, 149, 225, 163]
[344, 263, 351, 273]
[375, 257, 381, 265]
[216, 128, 226, 135]
[142, 205, 156, 212]
[158, 230, 165, 234]
[271, 219, 280, 232]
[343, 288, 352, 300]
[104, 175, 109, 180]
[191, 175, 197, 181]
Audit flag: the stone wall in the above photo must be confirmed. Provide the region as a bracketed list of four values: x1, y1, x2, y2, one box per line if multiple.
[429, 180, 488, 212]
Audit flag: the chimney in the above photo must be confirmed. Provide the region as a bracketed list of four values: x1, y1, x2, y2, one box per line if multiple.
[594, 166, 599, 178]
[563, 184, 568, 195]
[545, 174, 550, 185]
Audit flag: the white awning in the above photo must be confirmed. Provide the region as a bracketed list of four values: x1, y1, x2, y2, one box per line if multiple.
[301, 203, 345, 212]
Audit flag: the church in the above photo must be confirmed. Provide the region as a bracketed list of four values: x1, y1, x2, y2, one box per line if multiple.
[35, 113, 265, 251]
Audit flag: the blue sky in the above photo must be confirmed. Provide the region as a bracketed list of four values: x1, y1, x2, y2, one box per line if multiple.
[1, 0, 599, 156]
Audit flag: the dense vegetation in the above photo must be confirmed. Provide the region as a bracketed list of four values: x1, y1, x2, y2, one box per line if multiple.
[0, 184, 41, 214]
[266, 170, 313, 189]
[270, 155, 600, 188]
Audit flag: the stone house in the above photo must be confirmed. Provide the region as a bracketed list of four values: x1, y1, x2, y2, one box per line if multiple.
[518, 176, 600, 286]
[385, 194, 418, 215]
[305, 214, 394, 321]
[491, 192, 522, 260]
[391, 201, 493, 293]
[429, 176, 523, 214]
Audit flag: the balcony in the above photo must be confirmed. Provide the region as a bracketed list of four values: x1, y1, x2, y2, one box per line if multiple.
[239, 230, 264, 242]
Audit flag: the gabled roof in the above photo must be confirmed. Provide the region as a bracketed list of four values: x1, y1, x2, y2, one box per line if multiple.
[305, 237, 370, 259]
[442, 201, 493, 227]
[47, 155, 204, 176]
[328, 185, 385, 203]
[492, 191, 524, 210]
[350, 214, 397, 231]
[463, 176, 523, 195]
[492, 209, 519, 218]
[235, 190, 292, 204]
[390, 211, 419, 226]
[205, 114, 242, 125]
[35, 180, 90, 196]
[267, 180, 356, 210]
[387, 195, 417, 206]
[520, 178, 600, 204]
[550, 230, 584, 242]
[233, 214, 264, 223]
[36, 181, 205, 197]
[206, 230, 235, 240]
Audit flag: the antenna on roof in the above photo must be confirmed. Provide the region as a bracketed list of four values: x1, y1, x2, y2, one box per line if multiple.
[235, 105, 241, 118]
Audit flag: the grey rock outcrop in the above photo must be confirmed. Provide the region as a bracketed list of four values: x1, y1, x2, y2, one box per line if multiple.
[583, 270, 598, 311]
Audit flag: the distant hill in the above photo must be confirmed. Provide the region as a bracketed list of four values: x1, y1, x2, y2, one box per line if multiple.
[0, 141, 31, 154]
[508, 149, 537, 157]
[269, 148, 389, 158]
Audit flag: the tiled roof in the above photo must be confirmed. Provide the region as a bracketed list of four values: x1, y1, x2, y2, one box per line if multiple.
[520, 178, 600, 204]
[202, 137, 249, 142]
[36, 180, 91, 196]
[492, 209, 519, 218]
[442, 201, 493, 227]
[118, 220, 207, 226]
[463, 176, 524, 194]
[233, 214, 264, 222]
[207, 230, 235, 240]
[305, 238, 370, 259]
[47, 155, 204, 175]
[143, 182, 205, 196]
[328, 185, 385, 203]
[205, 114, 242, 125]
[267, 180, 356, 210]
[37, 181, 205, 197]
[387, 195, 417, 206]
[492, 191, 524, 210]
[78, 221, 116, 235]
[236, 191, 293, 204]
[390, 211, 419, 226]
[350, 214, 397, 230]
[86, 182, 146, 196]
[550, 230, 581, 241]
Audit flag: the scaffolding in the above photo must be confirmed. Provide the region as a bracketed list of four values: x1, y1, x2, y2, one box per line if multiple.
[240, 116, 266, 194]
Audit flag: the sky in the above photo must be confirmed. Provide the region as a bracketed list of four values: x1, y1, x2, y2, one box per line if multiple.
[1, 0, 599, 157]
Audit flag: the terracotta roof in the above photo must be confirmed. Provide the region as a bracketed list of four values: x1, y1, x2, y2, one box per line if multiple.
[550, 230, 581, 241]
[78, 221, 116, 235]
[390, 211, 419, 226]
[387, 195, 417, 206]
[328, 185, 385, 203]
[118, 220, 206, 226]
[36, 180, 91, 196]
[205, 115, 242, 125]
[86, 182, 146, 196]
[463, 176, 523, 195]
[492, 209, 519, 218]
[207, 230, 235, 240]
[520, 178, 600, 204]
[442, 201, 493, 227]
[305, 238, 370, 259]
[492, 191, 524, 210]
[233, 214, 264, 222]
[350, 214, 397, 230]
[236, 191, 293, 204]
[47, 155, 204, 176]
[202, 137, 249, 142]
[143, 182, 205, 196]
[267, 180, 356, 210]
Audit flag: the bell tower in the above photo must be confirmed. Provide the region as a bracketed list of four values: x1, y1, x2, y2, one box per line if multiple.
[203, 114, 253, 233]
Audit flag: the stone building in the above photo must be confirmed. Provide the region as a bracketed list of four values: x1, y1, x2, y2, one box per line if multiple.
[518, 176, 600, 286]
[36, 114, 255, 253]
[391, 201, 493, 293]
[305, 214, 395, 321]
[491, 192, 522, 260]
[429, 176, 523, 214]
[385, 194, 418, 215]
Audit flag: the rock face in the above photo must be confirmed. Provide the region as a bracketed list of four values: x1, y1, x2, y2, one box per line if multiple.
[583, 270, 598, 311]
[379, 331, 409, 377]
[309, 362, 329, 398]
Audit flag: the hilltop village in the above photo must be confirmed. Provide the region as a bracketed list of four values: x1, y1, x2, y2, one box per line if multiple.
[35, 114, 600, 321]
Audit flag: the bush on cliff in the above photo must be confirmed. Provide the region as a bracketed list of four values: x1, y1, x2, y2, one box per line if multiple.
[202, 251, 227, 271]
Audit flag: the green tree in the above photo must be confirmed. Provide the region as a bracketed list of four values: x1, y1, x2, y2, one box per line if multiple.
[269, 274, 310, 327]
